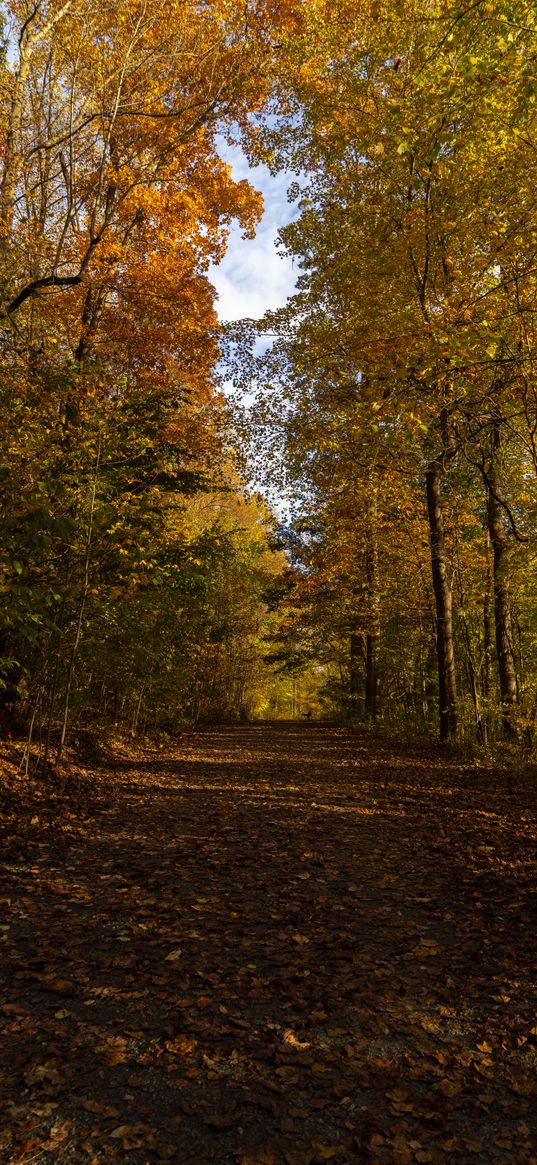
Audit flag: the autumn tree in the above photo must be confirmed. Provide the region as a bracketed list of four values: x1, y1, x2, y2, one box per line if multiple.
[0, 0, 301, 762]
[233, 0, 537, 742]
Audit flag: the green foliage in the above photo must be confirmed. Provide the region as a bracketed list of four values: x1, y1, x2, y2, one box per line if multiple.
[0, 352, 285, 763]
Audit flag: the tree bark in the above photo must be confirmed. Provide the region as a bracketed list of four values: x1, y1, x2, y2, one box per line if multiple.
[425, 458, 458, 742]
[56, 431, 101, 764]
[486, 452, 518, 736]
[364, 489, 381, 720]
[482, 534, 493, 701]
[0, 2, 76, 257]
[349, 633, 362, 695]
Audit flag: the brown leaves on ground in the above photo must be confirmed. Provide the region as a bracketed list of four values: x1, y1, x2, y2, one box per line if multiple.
[1, 724, 537, 1164]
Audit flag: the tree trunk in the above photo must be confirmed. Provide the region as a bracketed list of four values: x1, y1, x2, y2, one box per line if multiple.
[56, 431, 101, 764]
[0, 2, 76, 257]
[486, 466, 518, 736]
[131, 688, 144, 735]
[0, 53, 31, 257]
[482, 534, 493, 701]
[425, 459, 458, 742]
[349, 632, 362, 712]
[455, 539, 484, 743]
[364, 489, 381, 720]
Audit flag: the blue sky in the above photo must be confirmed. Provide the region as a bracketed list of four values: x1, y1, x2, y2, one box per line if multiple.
[210, 144, 298, 322]
[209, 144, 299, 517]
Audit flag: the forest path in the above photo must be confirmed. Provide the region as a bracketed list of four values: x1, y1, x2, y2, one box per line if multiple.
[1, 724, 536, 1165]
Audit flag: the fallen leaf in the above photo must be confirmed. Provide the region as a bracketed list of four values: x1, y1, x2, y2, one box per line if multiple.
[104, 1050, 128, 1066]
[312, 1143, 338, 1160]
[164, 949, 182, 962]
[43, 978, 75, 994]
[413, 940, 440, 957]
[110, 1124, 150, 1139]
[439, 1079, 462, 1097]
[81, 1099, 120, 1117]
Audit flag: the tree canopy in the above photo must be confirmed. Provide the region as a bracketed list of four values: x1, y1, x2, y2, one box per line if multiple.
[3, 0, 537, 760]
[228, 0, 537, 745]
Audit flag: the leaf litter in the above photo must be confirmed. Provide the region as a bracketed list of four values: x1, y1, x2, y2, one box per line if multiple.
[0, 723, 536, 1164]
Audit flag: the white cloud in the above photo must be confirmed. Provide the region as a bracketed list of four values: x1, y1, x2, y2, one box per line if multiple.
[210, 145, 298, 322]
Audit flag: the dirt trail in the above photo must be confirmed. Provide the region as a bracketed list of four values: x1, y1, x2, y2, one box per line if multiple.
[1, 724, 536, 1164]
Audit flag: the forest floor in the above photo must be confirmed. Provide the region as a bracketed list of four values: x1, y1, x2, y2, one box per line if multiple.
[1, 723, 537, 1165]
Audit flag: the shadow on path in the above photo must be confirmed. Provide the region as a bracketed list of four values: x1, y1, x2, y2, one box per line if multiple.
[1, 725, 536, 1164]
